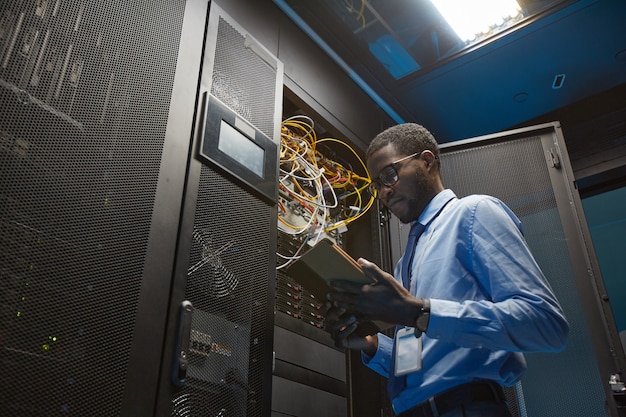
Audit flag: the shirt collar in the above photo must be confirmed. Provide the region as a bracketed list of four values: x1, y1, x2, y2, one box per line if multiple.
[416, 189, 457, 227]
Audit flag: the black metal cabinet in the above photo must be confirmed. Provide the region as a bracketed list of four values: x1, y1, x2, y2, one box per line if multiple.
[0, 1, 281, 416]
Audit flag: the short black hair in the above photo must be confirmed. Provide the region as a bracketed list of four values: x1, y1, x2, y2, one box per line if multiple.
[366, 123, 440, 168]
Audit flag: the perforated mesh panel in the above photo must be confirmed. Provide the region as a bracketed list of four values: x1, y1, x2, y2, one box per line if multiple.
[170, 8, 279, 417]
[0, 0, 185, 415]
[441, 136, 608, 417]
[175, 167, 273, 417]
[211, 17, 277, 138]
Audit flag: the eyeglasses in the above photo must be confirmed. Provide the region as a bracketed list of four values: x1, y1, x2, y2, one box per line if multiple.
[368, 152, 420, 198]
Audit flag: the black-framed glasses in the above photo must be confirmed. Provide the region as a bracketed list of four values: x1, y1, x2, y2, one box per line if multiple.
[368, 152, 420, 198]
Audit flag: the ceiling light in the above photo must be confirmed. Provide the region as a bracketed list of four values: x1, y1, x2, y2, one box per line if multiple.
[430, 0, 523, 42]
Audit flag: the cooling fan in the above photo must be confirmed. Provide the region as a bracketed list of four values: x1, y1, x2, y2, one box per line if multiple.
[172, 391, 228, 417]
[188, 227, 239, 298]
[211, 71, 252, 121]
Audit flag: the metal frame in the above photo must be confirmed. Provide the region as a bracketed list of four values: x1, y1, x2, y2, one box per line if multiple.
[152, 3, 282, 415]
[118, 0, 209, 415]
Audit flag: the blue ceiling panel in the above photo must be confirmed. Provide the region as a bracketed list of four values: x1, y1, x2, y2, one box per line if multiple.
[275, 0, 626, 143]
[397, 0, 626, 141]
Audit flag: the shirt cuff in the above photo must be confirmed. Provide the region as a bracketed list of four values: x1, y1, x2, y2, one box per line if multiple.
[362, 332, 393, 378]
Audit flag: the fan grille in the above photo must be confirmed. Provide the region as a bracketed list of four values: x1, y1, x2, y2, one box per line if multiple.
[179, 166, 274, 416]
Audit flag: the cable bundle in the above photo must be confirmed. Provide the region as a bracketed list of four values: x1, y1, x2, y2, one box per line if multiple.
[277, 115, 374, 270]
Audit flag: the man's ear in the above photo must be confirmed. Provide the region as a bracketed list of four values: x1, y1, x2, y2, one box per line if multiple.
[421, 150, 436, 168]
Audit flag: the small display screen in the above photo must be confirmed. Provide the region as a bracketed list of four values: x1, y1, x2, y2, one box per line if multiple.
[217, 120, 265, 178]
[198, 93, 277, 203]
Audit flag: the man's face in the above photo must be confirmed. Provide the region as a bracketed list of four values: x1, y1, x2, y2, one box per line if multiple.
[367, 144, 435, 223]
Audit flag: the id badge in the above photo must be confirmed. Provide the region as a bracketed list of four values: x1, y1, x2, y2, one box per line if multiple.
[394, 327, 422, 376]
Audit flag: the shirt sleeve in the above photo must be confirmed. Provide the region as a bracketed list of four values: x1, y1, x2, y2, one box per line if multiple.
[427, 197, 569, 352]
[362, 332, 393, 378]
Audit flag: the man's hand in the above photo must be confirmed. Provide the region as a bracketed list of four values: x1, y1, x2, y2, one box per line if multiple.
[323, 302, 378, 354]
[328, 258, 424, 328]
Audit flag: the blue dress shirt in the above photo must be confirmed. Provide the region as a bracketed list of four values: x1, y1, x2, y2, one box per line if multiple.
[363, 189, 569, 415]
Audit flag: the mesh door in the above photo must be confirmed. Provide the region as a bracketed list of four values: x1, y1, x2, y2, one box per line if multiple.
[0, 1, 185, 415]
[170, 7, 280, 417]
[173, 168, 274, 417]
[440, 135, 608, 417]
[210, 17, 278, 139]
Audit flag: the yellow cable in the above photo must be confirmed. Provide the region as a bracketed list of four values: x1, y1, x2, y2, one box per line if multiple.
[278, 118, 376, 239]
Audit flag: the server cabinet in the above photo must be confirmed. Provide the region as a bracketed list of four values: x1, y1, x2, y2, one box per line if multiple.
[388, 122, 624, 417]
[153, 3, 283, 417]
[0, 0, 281, 416]
[0, 0, 203, 415]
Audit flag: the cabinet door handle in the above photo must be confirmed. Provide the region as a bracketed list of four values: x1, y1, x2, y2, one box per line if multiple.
[171, 300, 193, 387]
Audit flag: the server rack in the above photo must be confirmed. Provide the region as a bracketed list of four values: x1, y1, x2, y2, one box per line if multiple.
[271, 100, 376, 417]
[0, 1, 282, 416]
[0, 0, 202, 414]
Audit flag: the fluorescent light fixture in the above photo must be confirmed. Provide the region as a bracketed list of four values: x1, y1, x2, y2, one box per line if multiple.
[430, 0, 523, 42]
